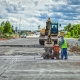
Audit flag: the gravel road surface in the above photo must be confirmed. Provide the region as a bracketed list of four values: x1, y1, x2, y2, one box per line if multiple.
[0, 37, 80, 80]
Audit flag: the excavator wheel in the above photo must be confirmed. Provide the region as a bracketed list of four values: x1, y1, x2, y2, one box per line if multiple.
[42, 41, 44, 45]
[39, 40, 42, 45]
[39, 40, 44, 45]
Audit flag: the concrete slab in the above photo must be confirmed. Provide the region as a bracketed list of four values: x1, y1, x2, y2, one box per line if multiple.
[0, 56, 80, 80]
[0, 60, 12, 75]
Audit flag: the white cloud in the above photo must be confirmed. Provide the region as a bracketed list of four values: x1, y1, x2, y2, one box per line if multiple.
[0, 0, 80, 30]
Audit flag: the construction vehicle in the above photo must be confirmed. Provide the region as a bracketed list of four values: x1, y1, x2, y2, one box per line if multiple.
[39, 18, 61, 45]
[39, 18, 61, 59]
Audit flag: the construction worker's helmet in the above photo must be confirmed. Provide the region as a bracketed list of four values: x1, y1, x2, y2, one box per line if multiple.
[48, 18, 51, 22]
[60, 35, 64, 38]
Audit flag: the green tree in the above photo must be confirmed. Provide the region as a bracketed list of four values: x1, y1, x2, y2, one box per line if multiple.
[64, 23, 72, 31]
[0, 26, 4, 33]
[71, 30, 73, 37]
[0, 21, 5, 34]
[1, 21, 5, 26]
[3, 21, 13, 34]
[68, 23, 71, 31]
[64, 23, 80, 38]
[69, 26, 73, 32]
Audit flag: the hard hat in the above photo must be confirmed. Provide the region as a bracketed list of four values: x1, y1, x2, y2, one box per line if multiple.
[60, 35, 64, 38]
[48, 18, 51, 21]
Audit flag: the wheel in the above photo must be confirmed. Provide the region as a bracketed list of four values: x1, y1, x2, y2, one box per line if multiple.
[42, 41, 44, 45]
[39, 40, 42, 45]
[39, 40, 44, 45]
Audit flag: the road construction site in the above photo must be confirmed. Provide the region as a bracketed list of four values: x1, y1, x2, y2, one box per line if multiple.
[0, 37, 80, 80]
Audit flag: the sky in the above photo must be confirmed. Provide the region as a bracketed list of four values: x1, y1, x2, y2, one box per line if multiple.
[0, 0, 80, 30]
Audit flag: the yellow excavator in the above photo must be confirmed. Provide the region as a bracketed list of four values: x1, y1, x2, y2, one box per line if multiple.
[39, 18, 61, 45]
[39, 18, 61, 59]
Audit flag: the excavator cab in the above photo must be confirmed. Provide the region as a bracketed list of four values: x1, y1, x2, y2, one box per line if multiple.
[45, 22, 58, 35]
[51, 24, 58, 34]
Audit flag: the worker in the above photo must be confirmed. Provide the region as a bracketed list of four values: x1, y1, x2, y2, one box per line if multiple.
[59, 36, 68, 60]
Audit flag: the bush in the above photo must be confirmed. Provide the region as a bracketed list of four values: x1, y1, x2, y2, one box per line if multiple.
[3, 33, 9, 38]
[65, 34, 72, 38]
[72, 35, 79, 38]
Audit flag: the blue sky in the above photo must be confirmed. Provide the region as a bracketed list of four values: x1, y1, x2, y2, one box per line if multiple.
[0, 0, 80, 30]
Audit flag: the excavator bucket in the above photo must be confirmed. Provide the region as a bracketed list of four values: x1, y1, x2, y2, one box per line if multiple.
[44, 40, 54, 48]
[44, 35, 54, 48]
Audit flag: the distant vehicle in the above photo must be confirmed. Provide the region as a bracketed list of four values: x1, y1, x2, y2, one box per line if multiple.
[34, 30, 40, 35]
[21, 33, 26, 38]
[36, 31, 40, 35]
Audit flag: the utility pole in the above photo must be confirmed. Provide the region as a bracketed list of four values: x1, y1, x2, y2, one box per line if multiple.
[19, 17, 21, 38]
[15, 22, 18, 34]
[38, 25, 40, 30]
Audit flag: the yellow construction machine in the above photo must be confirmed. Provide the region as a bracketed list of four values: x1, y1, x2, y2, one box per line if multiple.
[39, 18, 61, 59]
[39, 18, 61, 45]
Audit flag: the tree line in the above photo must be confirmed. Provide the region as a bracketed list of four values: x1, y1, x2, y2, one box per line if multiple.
[0, 21, 14, 34]
[64, 23, 80, 38]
